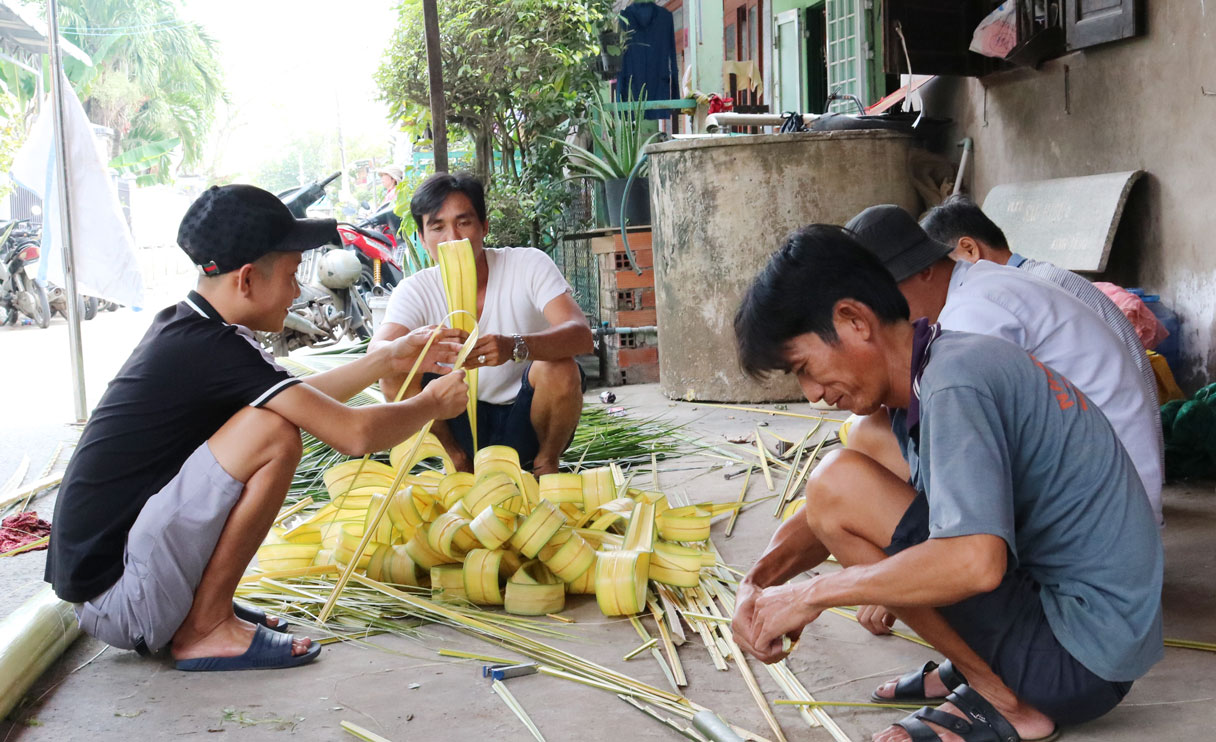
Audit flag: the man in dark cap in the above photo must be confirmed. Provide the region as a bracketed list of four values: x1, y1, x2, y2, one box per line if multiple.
[46, 185, 469, 671]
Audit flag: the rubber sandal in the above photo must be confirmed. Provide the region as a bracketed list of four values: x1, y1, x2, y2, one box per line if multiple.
[233, 601, 290, 633]
[174, 624, 321, 672]
[889, 684, 1060, 742]
[871, 660, 967, 705]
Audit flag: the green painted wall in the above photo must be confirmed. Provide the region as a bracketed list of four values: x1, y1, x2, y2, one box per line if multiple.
[690, 0, 724, 93]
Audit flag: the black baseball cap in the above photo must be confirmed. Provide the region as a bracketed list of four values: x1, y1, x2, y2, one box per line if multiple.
[844, 204, 952, 283]
[177, 184, 340, 275]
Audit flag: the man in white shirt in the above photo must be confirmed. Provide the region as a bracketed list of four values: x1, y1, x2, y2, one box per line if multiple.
[370, 173, 594, 475]
[843, 205, 1163, 528]
[920, 194, 1159, 406]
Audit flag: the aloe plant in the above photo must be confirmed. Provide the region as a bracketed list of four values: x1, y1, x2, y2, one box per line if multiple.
[553, 90, 664, 181]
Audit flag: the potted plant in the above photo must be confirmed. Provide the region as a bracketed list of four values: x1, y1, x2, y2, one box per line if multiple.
[554, 91, 663, 228]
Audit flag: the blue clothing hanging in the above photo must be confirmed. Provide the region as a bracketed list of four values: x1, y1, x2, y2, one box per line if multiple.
[617, 3, 680, 120]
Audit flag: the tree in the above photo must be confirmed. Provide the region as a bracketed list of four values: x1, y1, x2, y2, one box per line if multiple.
[0, 0, 226, 183]
[376, 0, 611, 246]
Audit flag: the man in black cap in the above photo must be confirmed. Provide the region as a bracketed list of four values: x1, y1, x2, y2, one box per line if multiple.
[46, 184, 469, 671]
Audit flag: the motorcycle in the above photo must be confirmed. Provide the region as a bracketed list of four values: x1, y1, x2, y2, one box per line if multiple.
[0, 217, 51, 328]
[279, 172, 405, 299]
[8, 215, 105, 321]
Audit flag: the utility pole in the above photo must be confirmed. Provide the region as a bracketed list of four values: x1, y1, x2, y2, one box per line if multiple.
[47, 0, 87, 422]
[422, 0, 448, 173]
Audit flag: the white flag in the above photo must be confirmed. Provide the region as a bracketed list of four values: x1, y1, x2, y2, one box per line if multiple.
[10, 75, 145, 309]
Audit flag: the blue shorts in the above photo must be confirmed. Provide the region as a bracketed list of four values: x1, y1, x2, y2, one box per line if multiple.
[424, 362, 585, 469]
[885, 492, 1132, 726]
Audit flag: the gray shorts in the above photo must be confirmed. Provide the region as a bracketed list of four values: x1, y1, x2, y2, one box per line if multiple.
[75, 442, 245, 653]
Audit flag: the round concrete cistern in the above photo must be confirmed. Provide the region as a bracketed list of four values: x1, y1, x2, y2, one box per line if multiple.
[646, 130, 920, 402]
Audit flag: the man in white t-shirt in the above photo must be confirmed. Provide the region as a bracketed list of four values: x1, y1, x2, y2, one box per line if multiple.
[370, 173, 594, 474]
[843, 205, 1163, 527]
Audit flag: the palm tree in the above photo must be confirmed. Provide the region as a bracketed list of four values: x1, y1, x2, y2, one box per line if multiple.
[54, 0, 225, 180]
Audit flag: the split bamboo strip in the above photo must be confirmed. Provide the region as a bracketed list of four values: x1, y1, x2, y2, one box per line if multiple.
[341, 720, 395, 742]
[826, 608, 931, 648]
[273, 496, 314, 526]
[657, 585, 688, 644]
[624, 638, 659, 660]
[724, 466, 753, 538]
[492, 679, 546, 741]
[618, 695, 707, 742]
[647, 599, 687, 687]
[0, 454, 28, 498]
[437, 648, 519, 664]
[629, 615, 680, 692]
[239, 564, 337, 584]
[0, 473, 63, 511]
[0, 588, 81, 720]
[1164, 638, 1216, 652]
[775, 700, 921, 709]
[696, 403, 840, 422]
[705, 559, 851, 741]
[754, 427, 774, 491]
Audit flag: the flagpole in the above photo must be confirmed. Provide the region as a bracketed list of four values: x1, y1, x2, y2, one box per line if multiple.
[46, 0, 87, 422]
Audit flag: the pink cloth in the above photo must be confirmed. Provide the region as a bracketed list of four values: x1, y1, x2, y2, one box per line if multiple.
[0, 512, 51, 554]
[1094, 282, 1169, 350]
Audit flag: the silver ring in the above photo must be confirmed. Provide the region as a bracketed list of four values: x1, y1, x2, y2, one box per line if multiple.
[477, 354, 486, 364]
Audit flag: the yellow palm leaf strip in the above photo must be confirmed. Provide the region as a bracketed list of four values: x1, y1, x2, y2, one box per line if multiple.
[438, 472, 476, 511]
[1164, 638, 1216, 652]
[656, 506, 712, 542]
[463, 473, 519, 517]
[594, 500, 655, 616]
[255, 543, 319, 571]
[825, 607, 931, 648]
[365, 544, 425, 587]
[390, 431, 454, 474]
[428, 512, 477, 559]
[462, 548, 506, 605]
[510, 499, 566, 558]
[318, 416, 435, 623]
[623, 637, 659, 661]
[755, 426, 774, 491]
[504, 560, 565, 616]
[470, 505, 518, 550]
[696, 402, 839, 422]
[725, 466, 753, 538]
[431, 564, 466, 603]
[537, 527, 595, 584]
[580, 467, 616, 515]
[437, 648, 519, 664]
[437, 238, 479, 451]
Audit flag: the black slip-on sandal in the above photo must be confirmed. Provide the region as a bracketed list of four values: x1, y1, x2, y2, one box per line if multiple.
[890, 684, 1060, 742]
[175, 624, 321, 672]
[233, 601, 290, 633]
[871, 659, 968, 705]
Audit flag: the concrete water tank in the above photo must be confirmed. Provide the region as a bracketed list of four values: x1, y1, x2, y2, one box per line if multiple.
[647, 130, 920, 402]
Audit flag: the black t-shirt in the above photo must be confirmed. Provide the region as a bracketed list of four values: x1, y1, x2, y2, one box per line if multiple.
[45, 292, 301, 603]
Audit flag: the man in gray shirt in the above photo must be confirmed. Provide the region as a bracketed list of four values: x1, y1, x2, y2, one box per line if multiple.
[730, 225, 1162, 742]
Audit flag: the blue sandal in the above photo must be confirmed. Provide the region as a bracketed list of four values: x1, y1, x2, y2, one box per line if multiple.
[175, 624, 321, 672]
[891, 684, 1060, 742]
[871, 659, 968, 705]
[233, 601, 290, 633]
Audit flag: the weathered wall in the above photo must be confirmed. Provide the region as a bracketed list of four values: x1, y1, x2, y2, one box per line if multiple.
[647, 130, 919, 402]
[920, 2, 1216, 389]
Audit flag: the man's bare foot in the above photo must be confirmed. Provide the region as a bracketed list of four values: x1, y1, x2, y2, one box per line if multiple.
[873, 666, 950, 701]
[872, 699, 1056, 742]
[531, 457, 560, 476]
[172, 614, 311, 661]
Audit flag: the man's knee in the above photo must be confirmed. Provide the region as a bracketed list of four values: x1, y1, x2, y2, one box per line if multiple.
[804, 449, 867, 533]
[845, 412, 892, 457]
[530, 358, 581, 397]
[211, 408, 302, 481]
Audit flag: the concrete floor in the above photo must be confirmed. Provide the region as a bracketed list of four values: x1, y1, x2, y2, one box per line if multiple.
[2, 383, 1214, 742]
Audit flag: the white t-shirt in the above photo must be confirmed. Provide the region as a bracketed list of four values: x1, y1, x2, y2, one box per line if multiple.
[938, 260, 1164, 526]
[383, 247, 573, 405]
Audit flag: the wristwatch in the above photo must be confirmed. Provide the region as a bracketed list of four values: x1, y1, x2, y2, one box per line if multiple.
[511, 334, 530, 363]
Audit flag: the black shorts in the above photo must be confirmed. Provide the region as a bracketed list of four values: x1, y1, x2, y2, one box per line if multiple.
[423, 362, 584, 469]
[885, 492, 1132, 727]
